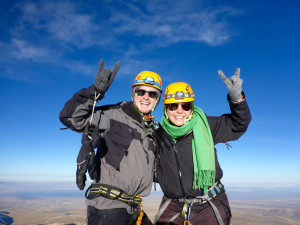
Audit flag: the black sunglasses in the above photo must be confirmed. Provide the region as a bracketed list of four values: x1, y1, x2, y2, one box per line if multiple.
[135, 89, 158, 99]
[167, 102, 192, 111]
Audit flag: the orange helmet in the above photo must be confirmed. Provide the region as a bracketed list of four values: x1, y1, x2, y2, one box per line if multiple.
[132, 71, 162, 92]
[163, 82, 195, 104]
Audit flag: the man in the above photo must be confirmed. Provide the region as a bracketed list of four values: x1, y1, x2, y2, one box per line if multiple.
[59, 59, 163, 225]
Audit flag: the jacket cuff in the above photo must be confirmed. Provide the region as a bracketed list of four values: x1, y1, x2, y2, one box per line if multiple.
[227, 91, 246, 104]
[86, 85, 104, 101]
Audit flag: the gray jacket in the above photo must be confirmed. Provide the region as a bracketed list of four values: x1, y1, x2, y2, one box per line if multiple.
[59, 85, 156, 212]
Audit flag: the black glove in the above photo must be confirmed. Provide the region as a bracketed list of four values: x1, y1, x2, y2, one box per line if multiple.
[94, 59, 120, 95]
[77, 124, 99, 164]
[76, 124, 100, 190]
[83, 124, 100, 149]
[76, 150, 99, 190]
[218, 68, 243, 102]
[87, 150, 99, 181]
[76, 159, 87, 190]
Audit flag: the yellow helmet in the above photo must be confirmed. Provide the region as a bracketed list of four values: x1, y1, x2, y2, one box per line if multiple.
[132, 71, 162, 92]
[163, 82, 195, 104]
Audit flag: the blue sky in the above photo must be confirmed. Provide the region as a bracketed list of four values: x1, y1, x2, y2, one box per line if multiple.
[1, 0, 299, 189]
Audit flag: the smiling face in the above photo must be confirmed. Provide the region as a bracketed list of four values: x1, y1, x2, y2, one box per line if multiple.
[133, 85, 158, 115]
[166, 102, 192, 127]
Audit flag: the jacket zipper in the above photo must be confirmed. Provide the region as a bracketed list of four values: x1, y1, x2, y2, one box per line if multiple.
[173, 145, 187, 197]
[172, 130, 192, 198]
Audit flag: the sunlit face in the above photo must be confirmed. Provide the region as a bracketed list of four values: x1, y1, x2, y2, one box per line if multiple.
[133, 86, 158, 115]
[166, 102, 192, 127]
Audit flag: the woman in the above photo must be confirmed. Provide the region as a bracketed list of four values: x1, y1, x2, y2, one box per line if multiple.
[154, 69, 251, 225]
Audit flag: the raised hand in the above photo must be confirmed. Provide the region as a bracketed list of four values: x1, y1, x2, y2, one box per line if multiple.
[218, 68, 243, 102]
[94, 59, 120, 94]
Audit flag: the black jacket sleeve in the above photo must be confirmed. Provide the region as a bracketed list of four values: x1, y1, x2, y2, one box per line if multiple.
[208, 93, 251, 144]
[59, 85, 96, 132]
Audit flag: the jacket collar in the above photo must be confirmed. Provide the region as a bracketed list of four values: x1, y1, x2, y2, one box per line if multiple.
[121, 102, 143, 124]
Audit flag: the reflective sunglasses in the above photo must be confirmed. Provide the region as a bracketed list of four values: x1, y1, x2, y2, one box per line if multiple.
[135, 89, 158, 99]
[167, 102, 192, 111]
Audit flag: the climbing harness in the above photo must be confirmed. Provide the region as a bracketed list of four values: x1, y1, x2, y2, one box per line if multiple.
[142, 113, 158, 130]
[86, 183, 145, 225]
[182, 201, 192, 225]
[153, 182, 226, 225]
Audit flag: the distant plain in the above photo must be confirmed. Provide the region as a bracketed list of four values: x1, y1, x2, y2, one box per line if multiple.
[1, 182, 300, 225]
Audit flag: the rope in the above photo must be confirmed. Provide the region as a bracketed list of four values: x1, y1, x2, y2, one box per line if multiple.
[89, 91, 100, 126]
[135, 196, 144, 225]
[86, 91, 100, 140]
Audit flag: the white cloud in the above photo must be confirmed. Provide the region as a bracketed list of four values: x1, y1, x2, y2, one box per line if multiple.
[1, 0, 243, 82]
[8, 0, 242, 55]
[64, 60, 96, 77]
[11, 39, 50, 61]
[109, 1, 241, 46]
[17, 1, 100, 49]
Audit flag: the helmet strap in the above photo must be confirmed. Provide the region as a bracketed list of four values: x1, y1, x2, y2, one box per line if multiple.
[164, 102, 194, 123]
[185, 102, 194, 122]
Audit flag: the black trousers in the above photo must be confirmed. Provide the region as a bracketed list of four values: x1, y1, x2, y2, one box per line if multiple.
[87, 205, 153, 225]
[156, 191, 231, 225]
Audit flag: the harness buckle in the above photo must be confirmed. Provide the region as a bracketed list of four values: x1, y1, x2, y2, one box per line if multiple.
[181, 202, 192, 225]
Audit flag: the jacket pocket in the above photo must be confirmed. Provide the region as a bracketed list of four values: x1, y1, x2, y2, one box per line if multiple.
[104, 119, 134, 170]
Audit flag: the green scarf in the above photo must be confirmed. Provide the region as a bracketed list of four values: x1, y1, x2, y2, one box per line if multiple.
[160, 106, 215, 192]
